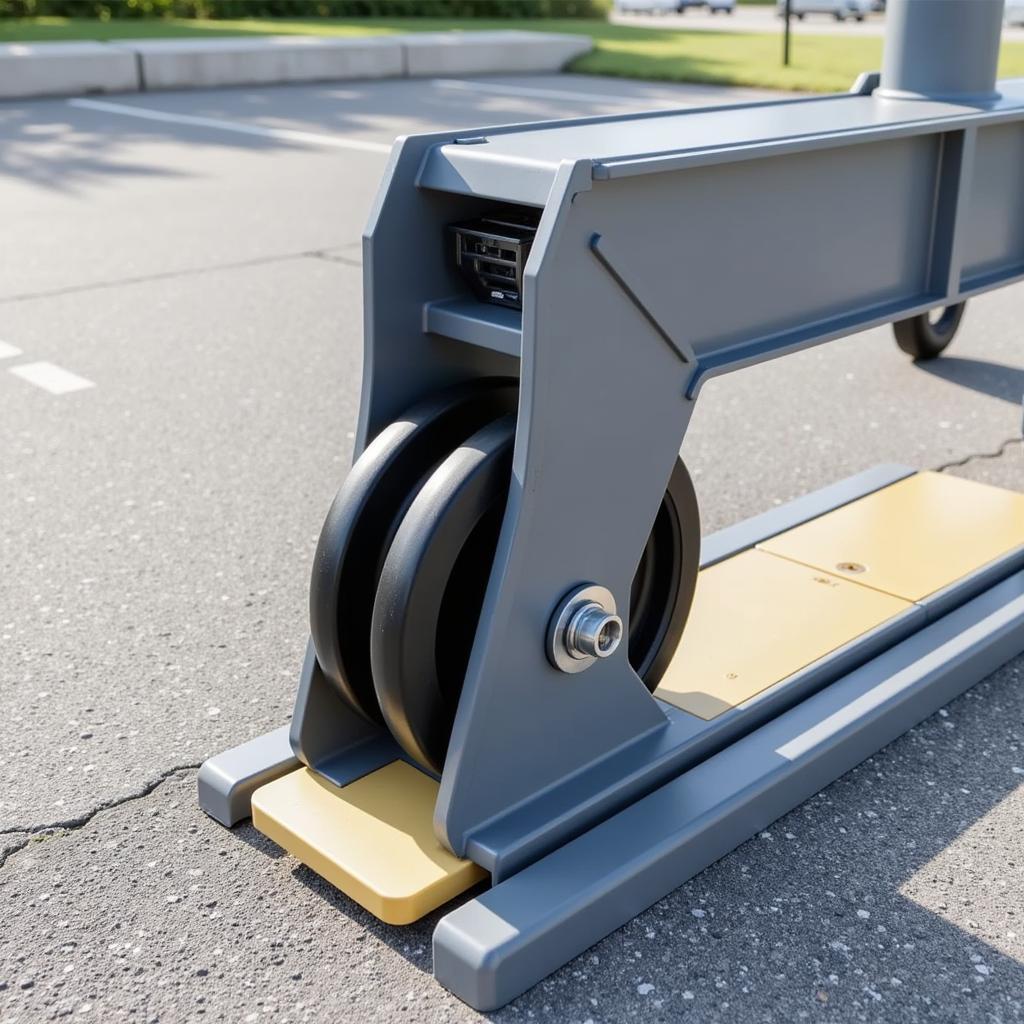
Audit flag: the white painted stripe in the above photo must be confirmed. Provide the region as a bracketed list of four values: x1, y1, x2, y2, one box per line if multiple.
[9, 361, 95, 395]
[430, 77, 676, 107]
[0, 341, 22, 360]
[69, 98, 391, 154]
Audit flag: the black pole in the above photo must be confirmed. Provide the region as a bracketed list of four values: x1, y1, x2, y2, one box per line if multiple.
[783, 0, 792, 66]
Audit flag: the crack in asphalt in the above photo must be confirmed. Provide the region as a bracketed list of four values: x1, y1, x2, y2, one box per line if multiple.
[304, 248, 362, 268]
[934, 436, 1023, 472]
[0, 762, 201, 871]
[0, 247, 360, 305]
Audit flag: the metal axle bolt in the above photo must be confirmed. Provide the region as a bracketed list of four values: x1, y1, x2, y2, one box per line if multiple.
[565, 603, 623, 660]
[547, 584, 622, 674]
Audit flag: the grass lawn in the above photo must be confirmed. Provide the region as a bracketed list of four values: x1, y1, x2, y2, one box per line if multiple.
[4, 15, 1024, 92]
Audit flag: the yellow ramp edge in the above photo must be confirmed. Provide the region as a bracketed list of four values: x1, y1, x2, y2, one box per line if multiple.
[656, 548, 912, 720]
[759, 471, 1024, 603]
[251, 761, 487, 925]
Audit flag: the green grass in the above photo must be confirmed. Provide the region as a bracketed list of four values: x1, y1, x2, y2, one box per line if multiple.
[577, 25, 1024, 91]
[4, 15, 1024, 92]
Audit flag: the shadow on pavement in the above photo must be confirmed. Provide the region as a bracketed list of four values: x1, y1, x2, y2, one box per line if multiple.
[917, 355, 1024, 406]
[0, 103, 194, 192]
[0, 73, 709, 194]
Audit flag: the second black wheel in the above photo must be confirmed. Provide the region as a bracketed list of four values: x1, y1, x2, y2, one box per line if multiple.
[371, 433, 701, 775]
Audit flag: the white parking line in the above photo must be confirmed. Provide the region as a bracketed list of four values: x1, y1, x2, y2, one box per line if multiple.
[69, 98, 392, 154]
[430, 77, 676, 107]
[0, 341, 23, 359]
[9, 362, 95, 395]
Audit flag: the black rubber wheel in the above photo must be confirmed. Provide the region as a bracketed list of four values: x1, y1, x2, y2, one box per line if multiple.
[371, 416, 517, 773]
[371, 434, 701, 775]
[892, 303, 966, 361]
[309, 379, 516, 723]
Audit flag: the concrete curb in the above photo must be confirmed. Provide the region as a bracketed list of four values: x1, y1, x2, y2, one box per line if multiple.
[0, 30, 594, 100]
[402, 30, 592, 77]
[130, 35, 403, 91]
[0, 41, 139, 99]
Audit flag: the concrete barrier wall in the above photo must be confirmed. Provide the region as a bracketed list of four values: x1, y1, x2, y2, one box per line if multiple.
[0, 41, 139, 99]
[132, 36, 404, 91]
[403, 31, 593, 77]
[0, 30, 595, 100]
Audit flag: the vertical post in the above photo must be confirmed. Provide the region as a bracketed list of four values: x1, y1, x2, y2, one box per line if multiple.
[783, 0, 792, 67]
[878, 0, 1005, 103]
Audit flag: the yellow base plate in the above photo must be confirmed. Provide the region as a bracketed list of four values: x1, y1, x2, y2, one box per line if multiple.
[655, 549, 912, 719]
[657, 471, 1024, 720]
[251, 761, 487, 925]
[759, 471, 1024, 602]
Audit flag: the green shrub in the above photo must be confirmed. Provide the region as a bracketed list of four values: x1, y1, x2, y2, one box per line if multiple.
[0, 0, 608, 18]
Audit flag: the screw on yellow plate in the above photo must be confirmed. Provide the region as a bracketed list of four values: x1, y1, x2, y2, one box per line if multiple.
[656, 548, 912, 720]
[759, 472, 1024, 603]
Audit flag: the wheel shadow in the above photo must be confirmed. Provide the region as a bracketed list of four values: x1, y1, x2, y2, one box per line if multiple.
[916, 355, 1024, 406]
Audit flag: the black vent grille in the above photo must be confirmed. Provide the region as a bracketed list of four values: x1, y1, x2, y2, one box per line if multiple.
[450, 209, 540, 310]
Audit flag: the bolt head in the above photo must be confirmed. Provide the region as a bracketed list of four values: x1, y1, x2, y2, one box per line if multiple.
[546, 584, 621, 674]
[568, 603, 623, 660]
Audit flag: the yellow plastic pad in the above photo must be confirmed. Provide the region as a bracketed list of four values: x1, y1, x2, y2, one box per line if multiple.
[251, 761, 487, 925]
[655, 548, 913, 720]
[758, 471, 1024, 602]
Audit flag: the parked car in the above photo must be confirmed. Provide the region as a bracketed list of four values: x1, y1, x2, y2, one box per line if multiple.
[616, 0, 735, 13]
[776, 0, 872, 21]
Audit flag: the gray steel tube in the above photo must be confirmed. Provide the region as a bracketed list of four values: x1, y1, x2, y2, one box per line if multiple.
[878, 0, 1005, 103]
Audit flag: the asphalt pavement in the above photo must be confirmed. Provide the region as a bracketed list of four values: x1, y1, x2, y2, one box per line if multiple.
[1, 72, 1022, 1024]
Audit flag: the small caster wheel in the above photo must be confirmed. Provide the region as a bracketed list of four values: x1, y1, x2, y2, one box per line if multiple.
[892, 302, 966, 361]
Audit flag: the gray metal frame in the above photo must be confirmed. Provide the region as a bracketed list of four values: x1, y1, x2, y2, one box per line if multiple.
[197, 0, 1024, 1009]
[397, 1, 1022, 866]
